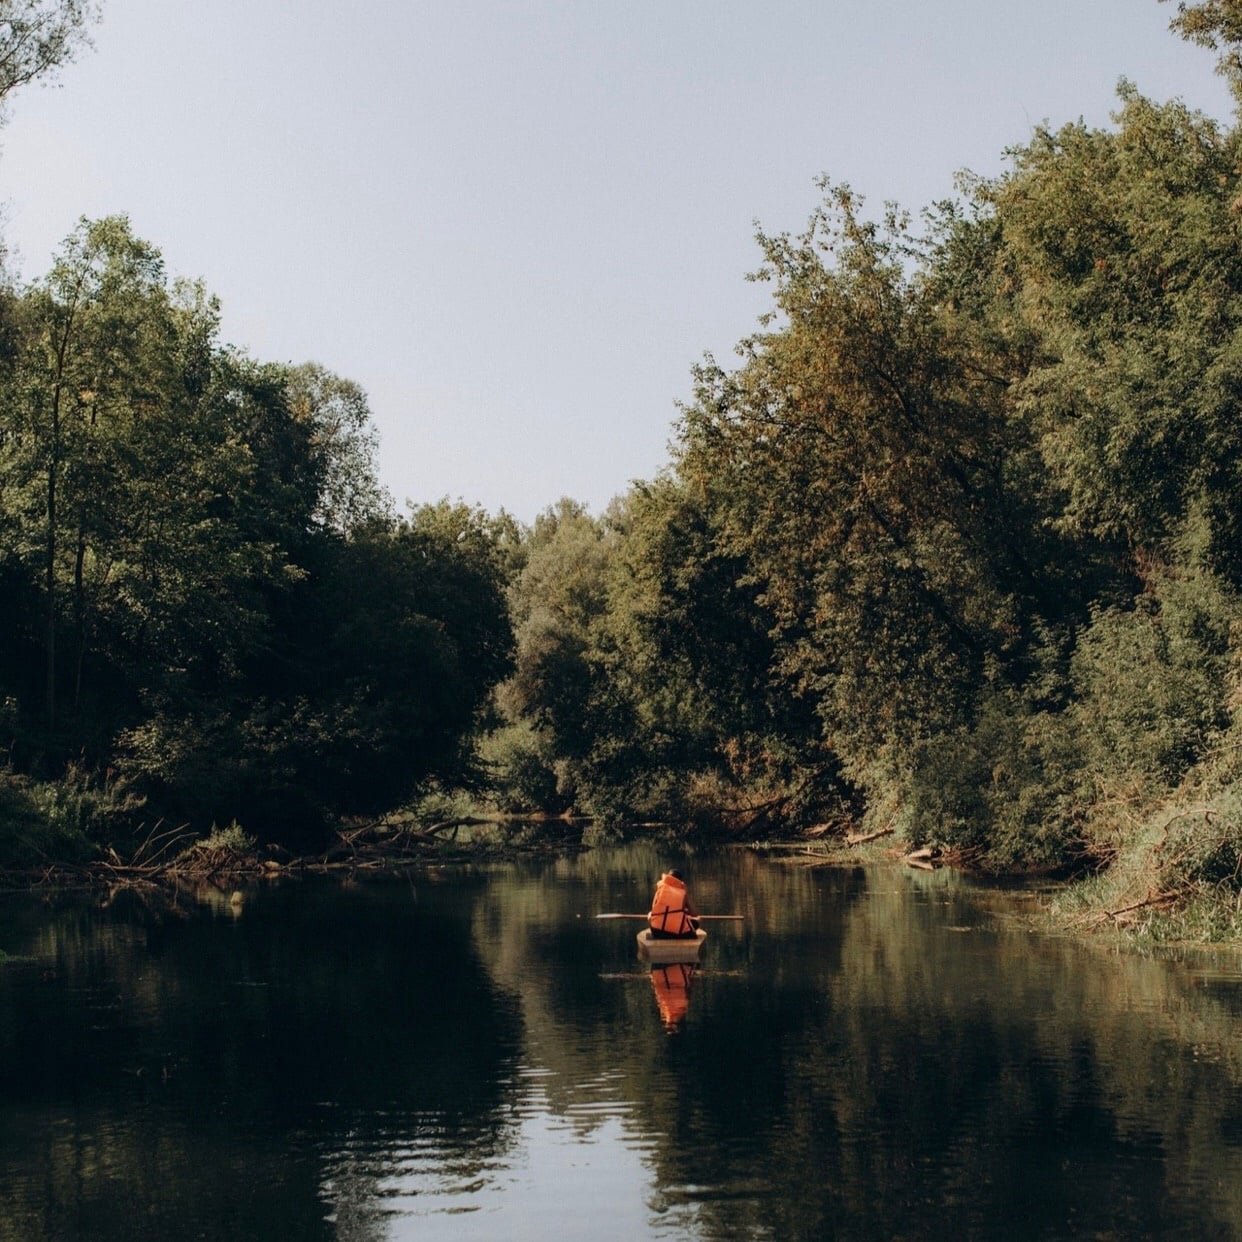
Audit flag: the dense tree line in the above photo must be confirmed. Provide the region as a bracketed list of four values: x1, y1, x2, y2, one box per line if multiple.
[479, 3, 1242, 929]
[0, 211, 515, 853]
[0, 8, 516, 854]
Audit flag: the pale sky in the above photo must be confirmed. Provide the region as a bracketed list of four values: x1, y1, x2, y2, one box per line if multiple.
[0, 1, 1232, 522]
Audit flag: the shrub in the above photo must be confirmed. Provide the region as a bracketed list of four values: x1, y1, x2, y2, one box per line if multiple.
[1070, 568, 1237, 789]
[902, 693, 1085, 871]
[480, 723, 566, 814]
[0, 770, 98, 868]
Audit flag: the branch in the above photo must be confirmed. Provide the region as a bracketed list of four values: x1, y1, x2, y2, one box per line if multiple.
[846, 823, 895, 846]
[1103, 888, 1189, 920]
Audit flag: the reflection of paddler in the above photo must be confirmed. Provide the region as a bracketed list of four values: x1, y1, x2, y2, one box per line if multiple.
[651, 962, 696, 1031]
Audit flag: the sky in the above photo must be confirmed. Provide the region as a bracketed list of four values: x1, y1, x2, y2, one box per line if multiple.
[0, 1, 1233, 523]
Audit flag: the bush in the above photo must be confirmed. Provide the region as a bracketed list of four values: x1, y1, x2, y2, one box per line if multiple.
[902, 692, 1084, 871]
[1152, 792, 1242, 892]
[197, 822, 257, 855]
[1070, 568, 1237, 790]
[0, 770, 98, 868]
[480, 723, 566, 814]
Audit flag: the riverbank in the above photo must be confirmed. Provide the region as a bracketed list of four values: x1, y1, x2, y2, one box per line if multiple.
[0, 805, 597, 894]
[755, 808, 1242, 946]
[5, 762, 1242, 946]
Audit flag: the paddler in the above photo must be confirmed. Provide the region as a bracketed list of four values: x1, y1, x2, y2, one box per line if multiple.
[647, 868, 700, 939]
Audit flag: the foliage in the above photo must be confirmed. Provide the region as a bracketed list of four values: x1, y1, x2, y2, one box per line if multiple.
[0, 215, 515, 851]
[482, 11, 1242, 896]
[284, 361, 389, 533]
[1164, 0, 1242, 98]
[1068, 564, 1237, 791]
[186, 821, 255, 856]
[0, 0, 98, 113]
[480, 721, 564, 814]
[109, 503, 514, 839]
[477, 50, 1242, 879]
[0, 764, 126, 866]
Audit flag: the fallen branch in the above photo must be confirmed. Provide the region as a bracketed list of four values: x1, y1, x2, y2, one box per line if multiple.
[424, 816, 493, 838]
[846, 820, 895, 847]
[1104, 889, 1189, 920]
[129, 820, 195, 868]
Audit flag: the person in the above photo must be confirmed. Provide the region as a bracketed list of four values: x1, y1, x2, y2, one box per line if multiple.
[648, 868, 699, 939]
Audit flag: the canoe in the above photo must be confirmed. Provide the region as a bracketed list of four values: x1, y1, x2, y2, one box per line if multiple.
[636, 928, 707, 963]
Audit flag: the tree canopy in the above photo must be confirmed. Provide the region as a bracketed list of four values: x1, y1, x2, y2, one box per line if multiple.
[0, 215, 516, 848]
[475, 5, 1242, 921]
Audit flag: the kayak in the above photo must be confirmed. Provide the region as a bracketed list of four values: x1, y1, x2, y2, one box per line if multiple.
[636, 928, 707, 963]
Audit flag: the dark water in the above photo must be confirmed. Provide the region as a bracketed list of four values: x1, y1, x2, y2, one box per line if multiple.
[2, 843, 1242, 1240]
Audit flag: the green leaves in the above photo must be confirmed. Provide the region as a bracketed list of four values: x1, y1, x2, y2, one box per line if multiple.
[0, 1, 98, 112]
[0, 216, 519, 840]
[1165, 0, 1242, 98]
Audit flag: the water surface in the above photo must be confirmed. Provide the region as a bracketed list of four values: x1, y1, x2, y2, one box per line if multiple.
[2, 843, 1242, 1240]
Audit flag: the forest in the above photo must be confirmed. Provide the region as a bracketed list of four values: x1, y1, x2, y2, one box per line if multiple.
[3, 1, 1242, 937]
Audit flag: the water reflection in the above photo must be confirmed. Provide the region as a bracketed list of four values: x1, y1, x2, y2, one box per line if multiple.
[1, 846, 1242, 1239]
[649, 963, 697, 1033]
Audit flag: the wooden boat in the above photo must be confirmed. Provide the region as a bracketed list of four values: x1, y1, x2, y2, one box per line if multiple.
[636, 928, 707, 963]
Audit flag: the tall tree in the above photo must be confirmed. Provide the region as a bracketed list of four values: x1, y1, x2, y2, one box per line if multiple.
[9, 216, 169, 730]
[985, 87, 1242, 581]
[678, 187, 1039, 768]
[285, 362, 389, 534]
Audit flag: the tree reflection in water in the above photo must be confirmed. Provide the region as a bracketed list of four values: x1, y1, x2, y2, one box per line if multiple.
[1, 844, 1242, 1240]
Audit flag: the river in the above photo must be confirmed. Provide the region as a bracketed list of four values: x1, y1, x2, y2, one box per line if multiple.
[1, 841, 1241, 1240]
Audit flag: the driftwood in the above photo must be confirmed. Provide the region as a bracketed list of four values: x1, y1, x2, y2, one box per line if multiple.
[324, 815, 501, 861]
[898, 846, 940, 871]
[1, 814, 584, 892]
[846, 823, 895, 847]
[1064, 887, 1192, 930]
[1104, 889, 1188, 920]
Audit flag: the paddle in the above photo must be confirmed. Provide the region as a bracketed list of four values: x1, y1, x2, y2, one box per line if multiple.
[595, 912, 744, 920]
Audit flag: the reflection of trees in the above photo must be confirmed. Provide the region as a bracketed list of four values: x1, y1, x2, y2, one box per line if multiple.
[4, 852, 1242, 1239]
[468, 842, 864, 1238]
[798, 872, 1242, 1239]
[471, 849, 1242, 1241]
[0, 878, 526, 1241]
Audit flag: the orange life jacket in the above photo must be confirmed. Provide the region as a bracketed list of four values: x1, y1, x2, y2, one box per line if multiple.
[649, 872, 695, 936]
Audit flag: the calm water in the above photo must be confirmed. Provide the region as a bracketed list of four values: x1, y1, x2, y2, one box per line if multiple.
[2, 842, 1242, 1240]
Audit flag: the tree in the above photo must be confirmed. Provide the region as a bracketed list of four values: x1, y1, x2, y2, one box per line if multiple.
[1165, 0, 1242, 98]
[120, 503, 515, 832]
[285, 362, 390, 534]
[678, 188, 1039, 775]
[0, 0, 98, 114]
[4, 216, 171, 731]
[981, 88, 1242, 577]
[501, 499, 614, 751]
[594, 478, 832, 828]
